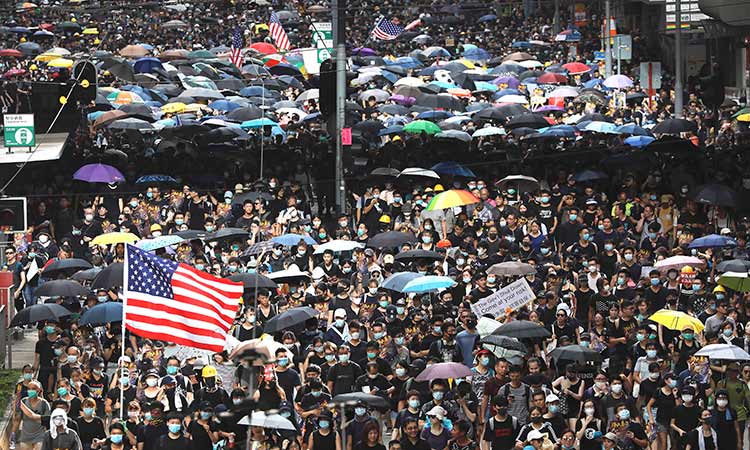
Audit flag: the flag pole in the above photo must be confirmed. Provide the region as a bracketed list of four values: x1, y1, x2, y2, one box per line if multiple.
[120, 245, 128, 420]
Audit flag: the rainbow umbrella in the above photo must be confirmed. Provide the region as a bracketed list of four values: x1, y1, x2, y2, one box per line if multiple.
[107, 91, 144, 105]
[426, 189, 480, 211]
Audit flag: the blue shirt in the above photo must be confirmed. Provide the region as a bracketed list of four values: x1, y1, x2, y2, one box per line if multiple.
[456, 330, 478, 366]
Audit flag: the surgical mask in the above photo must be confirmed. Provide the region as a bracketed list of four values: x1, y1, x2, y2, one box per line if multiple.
[339, 221, 348, 228]
[582, 233, 590, 241]
[355, 407, 367, 416]
[277, 357, 289, 367]
[432, 391, 444, 401]
[146, 378, 158, 387]
[651, 278, 660, 286]
[617, 277, 625, 286]
[682, 394, 694, 403]
[605, 244, 614, 251]
[649, 373, 659, 381]
[319, 232, 327, 239]
[335, 319, 345, 328]
[57, 387, 68, 396]
[121, 377, 130, 386]
[339, 354, 349, 363]
[144, 413, 152, 421]
[395, 337, 405, 345]
[541, 196, 550, 203]
[668, 380, 677, 388]
[611, 384, 623, 394]
[351, 332, 360, 340]
[646, 350, 657, 358]
[588, 265, 597, 273]
[716, 294, 725, 301]
[408, 399, 421, 409]
[692, 284, 701, 291]
[85, 214, 94, 222]
[487, 276, 496, 284]
[233, 398, 243, 406]
[97, 295, 108, 303]
[319, 420, 330, 429]
[54, 349, 63, 356]
[434, 326, 442, 334]
[717, 399, 729, 407]
[548, 405, 559, 414]
[379, 300, 388, 308]
[395, 368, 407, 377]
[480, 357, 490, 366]
[540, 247, 550, 255]
[367, 352, 377, 359]
[45, 326, 56, 334]
[636, 333, 645, 342]
[168, 424, 181, 434]
[111, 435, 124, 444]
[462, 276, 471, 283]
[325, 354, 335, 362]
[724, 329, 733, 337]
[594, 381, 606, 390]
[569, 214, 577, 221]
[67, 355, 77, 364]
[152, 231, 162, 237]
[369, 288, 378, 294]
[175, 219, 184, 226]
[273, 249, 282, 256]
[53, 417, 65, 427]
[200, 411, 212, 420]
[624, 253, 634, 261]
[682, 332, 694, 340]
[84, 407, 94, 416]
[205, 226, 215, 232]
[195, 264, 205, 271]
[396, 306, 405, 315]
[498, 220, 507, 227]
[422, 236, 431, 244]
[584, 407, 595, 416]
[618, 409, 630, 420]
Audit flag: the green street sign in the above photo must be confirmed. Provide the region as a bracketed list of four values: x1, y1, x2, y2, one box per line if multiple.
[317, 48, 332, 63]
[3, 114, 35, 148]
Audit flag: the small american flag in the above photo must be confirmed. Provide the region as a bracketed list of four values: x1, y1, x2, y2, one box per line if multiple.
[230, 27, 244, 67]
[123, 244, 243, 352]
[371, 16, 404, 41]
[269, 12, 290, 51]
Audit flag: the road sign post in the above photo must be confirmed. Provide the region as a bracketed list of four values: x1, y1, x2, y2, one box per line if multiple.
[640, 62, 662, 108]
[3, 114, 35, 150]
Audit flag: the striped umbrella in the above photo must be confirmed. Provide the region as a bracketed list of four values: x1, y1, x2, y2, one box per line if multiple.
[426, 189, 480, 211]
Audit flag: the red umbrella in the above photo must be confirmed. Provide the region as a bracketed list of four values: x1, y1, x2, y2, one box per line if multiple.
[0, 49, 22, 57]
[39, 23, 54, 30]
[249, 42, 278, 55]
[562, 62, 591, 75]
[537, 73, 568, 84]
[4, 68, 26, 78]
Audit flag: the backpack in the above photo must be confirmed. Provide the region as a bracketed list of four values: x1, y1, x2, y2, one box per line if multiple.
[501, 383, 532, 405]
[487, 415, 519, 435]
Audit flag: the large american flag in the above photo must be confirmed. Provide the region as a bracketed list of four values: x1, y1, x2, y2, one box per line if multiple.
[269, 12, 290, 51]
[230, 27, 244, 67]
[371, 16, 404, 40]
[123, 244, 243, 352]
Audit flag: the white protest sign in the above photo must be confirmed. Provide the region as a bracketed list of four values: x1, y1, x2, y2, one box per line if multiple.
[470, 278, 536, 319]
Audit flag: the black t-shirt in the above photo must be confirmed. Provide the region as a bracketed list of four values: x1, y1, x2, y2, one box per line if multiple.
[137, 424, 169, 450]
[155, 434, 193, 450]
[652, 388, 677, 425]
[483, 415, 518, 450]
[575, 418, 604, 450]
[106, 387, 137, 417]
[672, 404, 701, 435]
[76, 416, 106, 445]
[35, 337, 56, 370]
[327, 362, 362, 396]
[687, 429, 715, 450]
[575, 289, 594, 323]
[275, 368, 301, 402]
[187, 420, 216, 450]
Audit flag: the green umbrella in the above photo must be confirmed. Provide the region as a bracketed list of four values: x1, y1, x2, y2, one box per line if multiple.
[718, 272, 750, 292]
[187, 49, 216, 60]
[732, 107, 750, 119]
[57, 21, 82, 32]
[403, 119, 441, 135]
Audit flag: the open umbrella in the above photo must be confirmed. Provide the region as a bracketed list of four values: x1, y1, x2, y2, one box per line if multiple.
[262, 307, 319, 333]
[205, 228, 250, 243]
[10, 303, 72, 327]
[426, 189, 479, 211]
[650, 309, 705, 332]
[91, 263, 124, 289]
[481, 335, 528, 355]
[267, 266, 311, 285]
[689, 234, 738, 249]
[653, 256, 705, 271]
[402, 275, 456, 293]
[272, 234, 316, 246]
[690, 184, 738, 207]
[717, 259, 750, 273]
[313, 240, 364, 254]
[35, 280, 90, 297]
[487, 261, 536, 277]
[72, 267, 102, 282]
[136, 235, 185, 251]
[91, 232, 139, 246]
[73, 163, 125, 183]
[43, 258, 92, 277]
[79, 302, 123, 326]
[403, 120, 441, 135]
[368, 231, 416, 248]
[398, 168, 441, 179]
[602, 75, 633, 89]
[380, 272, 422, 292]
[695, 344, 750, 360]
[549, 345, 602, 363]
[718, 272, 750, 293]
[495, 175, 539, 193]
[238, 411, 296, 430]
[394, 249, 443, 262]
[415, 362, 473, 381]
[332, 393, 390, 409]
[229, 273, 278, 289]
[651, 118, 698, 134]
[492, 320, 552, 338]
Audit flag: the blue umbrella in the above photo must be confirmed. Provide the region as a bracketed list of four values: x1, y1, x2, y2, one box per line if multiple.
[573, 170, 608, 182]
[511, 41, 531, 49]
[241, 118, 278, 129]
[616, 123, 651, 136]
[240, 86, 275, 98]
[208, 100, 242, 111]
[582, 78, 603, 89]
[431, 161, 477, 178]
[417, 110, 453, 121]
[688, 234, 738, 249]
[378, 125, 403, 136]
[478, 14, 497, 22]
[136, 234, 185, 251]
[381, 272, 423, 292]
[624, 136, 655, 147]
[133, 57, 163, 73]
[583, 121, 618, 134]
[79, 302, 123, 326]
[463, 48, 490, 61]
[403, 275, 456, 293]
[135, 174, 177, 184]
[272, 234, 317, 246]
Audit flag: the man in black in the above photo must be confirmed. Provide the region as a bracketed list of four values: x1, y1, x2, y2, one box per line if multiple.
[644, 269, 668, 313]
[274, 348, 301, 402]
[670, 386, 701, 450]
[326, 345, 362, 396]
[400, 417, 431, 450]
[483, 396, 519, 450]
[136, 402, 169, 450]
[556, 207, 583, 253]
[154, 413, 191, 450]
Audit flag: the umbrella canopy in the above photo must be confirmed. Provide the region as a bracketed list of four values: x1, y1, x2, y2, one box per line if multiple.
[35, 280, 90, 297]
[71, 267, 102, 282]
[368, 231, 416, 248]
[229, 335, 284, 362]
[238, 411, 296, 430]
[136, 235, 185, 251]
[653, 255, 705, 271]
[415, 362, 473, 381]
[43, 258, 92, 277]
[73, 163, 125, 184]
[495, 175, 539, 193]
[717, 259, 750, 273]
[394, 249, 443, 262]
[718, 272, 750, 293]
[10, 303, 72, 327]
[272, 233, 316, 246]
[492, 320, 552, 339]
[689, 234, 738, 249]
[228, 273, 278, 289]
[480, 335, 528, 355]
[549, 345, 602, 363]
[652, 118, 698, 134]
[649, 309, 704, 332]
[695, 344, 750, 360]
[430, 162, 477, 178]
[313, 240, 364, 254]
[398, 168, 441, 179]
[487, 261, 536, 277]
[205, 228, 250, 243]
[262, 307, 319, 333]
[380, 272, 423, 292]
[690, 184, 738, 207]
[267, 266, 311, 285]
[91, 263, 124, 290]
[402, 275, 456, 293]
[79, 302, 123, 326]
[91, 232, 139, 246]
[602, 74, 633, 89]
[426, 189, 479, 211]
[403, 120, 441, 135]
[332, 393, 390, 409]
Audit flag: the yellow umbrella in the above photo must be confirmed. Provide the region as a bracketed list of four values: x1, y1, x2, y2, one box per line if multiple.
[161, 102, 186, 114]
[35, 52, 62, 62]
[47, 58, 74, 68]
[649, 309, 704, 333]
[737, 113, 750, 122]
[82, 28, 99, 35]
[91, 232, 139, 246]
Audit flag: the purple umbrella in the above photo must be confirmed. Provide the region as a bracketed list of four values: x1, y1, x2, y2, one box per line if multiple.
[603, 74, 633, 89]
[389, 94, 417, 106]
[535, 105, 564, 112]
[354, 47, 377, 56]
[415, 362, 473, 381]
[73, 163, 125, 183]
[492, 76, 520, 89]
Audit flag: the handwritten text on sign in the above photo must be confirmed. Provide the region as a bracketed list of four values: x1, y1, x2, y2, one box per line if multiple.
[470, 278, 536, 319]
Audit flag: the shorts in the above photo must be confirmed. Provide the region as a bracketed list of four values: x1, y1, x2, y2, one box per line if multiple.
[653, 422, 668, 434]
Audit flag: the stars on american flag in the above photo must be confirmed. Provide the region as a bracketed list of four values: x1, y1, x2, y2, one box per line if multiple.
[127, 249, 177, 299]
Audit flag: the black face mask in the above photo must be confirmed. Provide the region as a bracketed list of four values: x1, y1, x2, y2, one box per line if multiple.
[496, 407, 508, 416]
[531, 416, 543, 424]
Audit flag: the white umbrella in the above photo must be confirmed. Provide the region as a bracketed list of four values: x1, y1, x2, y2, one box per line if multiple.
[547, 87, 579, 98]
[518, 60, 543, 68]
[695, 344, 750, 360]
[398, 167, 441, 179]
[472, 126, 506, 138]
[314, 240, 365, 254]
[267, 264, 311, 283]
[477, 317, 503, 337]
[296, 89, 319, 102]
[496, 94, 529, 104]
[239, 411, 296, 430]
[394, 77, 425, 87]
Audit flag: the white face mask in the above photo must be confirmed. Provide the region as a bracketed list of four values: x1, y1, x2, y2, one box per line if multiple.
[146, 378, 158, 387]
[716, 399, 728, 407]
[611, 384, 622, 394]
[681, 394, 693, 403]
[584, 407, 595, 416]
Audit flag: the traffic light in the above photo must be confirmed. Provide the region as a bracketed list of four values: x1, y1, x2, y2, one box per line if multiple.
[319, 58, 336, 119]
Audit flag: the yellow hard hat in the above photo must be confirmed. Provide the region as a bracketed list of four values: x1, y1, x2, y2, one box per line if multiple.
[29, 64, 37, 71]
[434, 184, 444, 192]
[680, 265, 694, 274]
[20, 37, 26, 43]
[201, 365, 217, 378]
[379, 214, 391, 224]
[713, 285, 726, 293]
[71, 17, 77, 22]
[94, 38, 101, 45]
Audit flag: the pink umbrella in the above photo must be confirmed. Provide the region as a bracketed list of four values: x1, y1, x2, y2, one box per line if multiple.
[415, 362, 473, 381]
[654, 255, 705, 271]
[4, 68, 26, 78]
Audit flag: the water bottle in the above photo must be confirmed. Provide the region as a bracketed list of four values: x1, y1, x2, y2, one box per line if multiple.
[9, 432, 16, 449]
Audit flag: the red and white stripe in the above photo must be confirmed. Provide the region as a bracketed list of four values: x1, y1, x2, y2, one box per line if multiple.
[124, 262, 243, 352]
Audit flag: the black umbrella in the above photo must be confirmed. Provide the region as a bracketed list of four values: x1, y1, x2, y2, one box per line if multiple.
[10, 303, 72, 327]
[645, 137, 697, 153]
[229, 273, 278, 289]
[227, 106, 263, 122]
[35, 280, 90, 297]
[118, 103, 155, 121]
[175, 230, 208, 240]
[91, 263, 124, 290]
[367, 231, 416, 249]
[43, 258, 93, 278]
[108, 61, 136, 82]
[549, 344, 602, 363]
[332, 392, 390, 409]
[71, 267, 102, 282]
[573, 170, 608, 182]
[370, 168, 401, 177]
[717, 259, 750, 273]
[394, 249, 442, 262]
[480, 335, 528, 354]
[506, 113, 548, 129]
[263, 307, 319, 333]
[690, 184, 738, 207]
[492, 320, 552, 339]
[205, 228, 250, 242]
[652, 118, 698, 134]
[232, 191, 274, 205]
